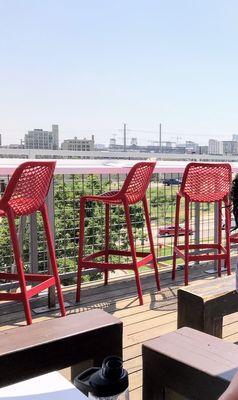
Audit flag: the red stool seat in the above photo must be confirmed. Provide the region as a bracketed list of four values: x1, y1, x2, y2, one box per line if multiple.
[0, 162, 66, 324]
[83, 191, 121, 204]
[76, 162, 160, 305]
[172, 162, 232, 285]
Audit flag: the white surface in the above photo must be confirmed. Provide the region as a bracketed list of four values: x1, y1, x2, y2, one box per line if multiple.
[0, 158, 237, 175]
[0, 372, 87, 400]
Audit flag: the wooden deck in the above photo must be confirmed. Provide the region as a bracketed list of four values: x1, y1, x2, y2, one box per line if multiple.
[1, 262, 238, 399]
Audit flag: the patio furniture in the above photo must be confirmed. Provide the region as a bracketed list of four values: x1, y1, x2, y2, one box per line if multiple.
[0, 371, 87, 399]
[0, 309, 122, 388]
[142, 327, 238, 400]
[0, 161, 66, 325]
[172, 162, 232, 285]
[76, 162, 160, 305]
[177, 274, 237, 338]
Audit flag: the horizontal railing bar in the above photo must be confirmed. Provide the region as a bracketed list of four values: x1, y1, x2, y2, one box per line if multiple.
[1, 159, 238, 175]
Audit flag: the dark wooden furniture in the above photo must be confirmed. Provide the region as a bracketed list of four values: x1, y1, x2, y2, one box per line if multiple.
[143, 327, 238, 400]
[0, 309, 122, 388]
[177, 274, 238, 338]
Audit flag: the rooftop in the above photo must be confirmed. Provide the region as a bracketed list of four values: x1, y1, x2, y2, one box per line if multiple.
[1, 262, 238, 400]
[0, 158, 237, 398]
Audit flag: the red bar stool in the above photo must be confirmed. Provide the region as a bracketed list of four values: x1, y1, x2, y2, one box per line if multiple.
[172, 162, 232, 285]
[0, 161, 66, 325]
[76, 162, 160, 305]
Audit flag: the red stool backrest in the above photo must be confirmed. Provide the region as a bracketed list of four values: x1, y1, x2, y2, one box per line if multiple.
[121, 162, 156, 204]
[180, 162, 231, 202]
[0, 161, 56, 216]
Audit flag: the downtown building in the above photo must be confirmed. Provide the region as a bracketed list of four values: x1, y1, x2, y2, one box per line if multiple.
[208, 139, 223, 155]
[61, 135, 95, 151]
[25, 124, 59, 150]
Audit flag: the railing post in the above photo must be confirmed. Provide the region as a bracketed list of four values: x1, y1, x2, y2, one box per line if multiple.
[214, 202, 219, 272]
[17, 216, 26, 254]
[194, 202, 200, 266]
[11, 216, 27, 274]
[205, 202, 220, 274]
[46, 180, 56, 308]
[29, 214, 38, 274]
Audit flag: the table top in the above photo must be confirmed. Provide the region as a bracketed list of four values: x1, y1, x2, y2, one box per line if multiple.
[179, 274, 236, 300]
[144, 327, 238, 384]
[0, 372, 87, 399]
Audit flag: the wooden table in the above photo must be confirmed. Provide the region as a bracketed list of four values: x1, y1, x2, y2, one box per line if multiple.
[0, 371, 87, 399]
[143, 327, 238, 400]
[177, 274, 238, 337]
[0, 309, 122, 387]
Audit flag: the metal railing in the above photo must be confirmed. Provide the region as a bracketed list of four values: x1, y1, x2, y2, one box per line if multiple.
[0, 167, 225, 289]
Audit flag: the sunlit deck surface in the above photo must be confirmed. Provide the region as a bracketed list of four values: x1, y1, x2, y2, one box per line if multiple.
[1, 261, 238, 399]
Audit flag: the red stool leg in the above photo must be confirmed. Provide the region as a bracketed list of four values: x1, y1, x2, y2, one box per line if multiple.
[76, 198, 86, 302]
[124, 200, 143, 305]
[104, 203, 110, 285]
[184, 197, 190, 286]
[217, 201, 222, 277]
[172, 194, 181, 280]
[143, 197, 160, 290]
[7, 210, 32, 325]
[41, 204, 66, 317]
[225, 196, 231, 275]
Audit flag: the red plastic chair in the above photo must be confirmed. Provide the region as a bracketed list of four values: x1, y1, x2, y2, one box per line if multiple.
[172, 162, 232, 285]
[0, 161, 66, 324]
[76, 162, 160, 305]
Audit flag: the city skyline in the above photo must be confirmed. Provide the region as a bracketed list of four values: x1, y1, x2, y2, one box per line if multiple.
[1, 1, 238, 145]
[1, 123, 238, 148]
[1, 123, 238, 156]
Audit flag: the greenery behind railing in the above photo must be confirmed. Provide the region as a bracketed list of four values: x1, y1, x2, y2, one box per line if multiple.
[0, 172, 217, 284]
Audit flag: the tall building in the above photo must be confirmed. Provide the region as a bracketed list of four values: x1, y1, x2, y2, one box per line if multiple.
[223, 141, 238, 155]
[199, 145, 208, 155]
[61, 135, 95, 151]
[25, 124, 59, 150]
[208, 139, 223, 155]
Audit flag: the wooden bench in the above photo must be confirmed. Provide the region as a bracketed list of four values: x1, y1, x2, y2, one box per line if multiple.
[177, 274, 238, 337]
[143, 327, 238, 400]
[0, 309, 122, 388]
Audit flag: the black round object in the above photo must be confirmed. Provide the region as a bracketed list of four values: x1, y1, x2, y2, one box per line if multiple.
[89, 356, 128, 397]
[74, 356, 129, 398]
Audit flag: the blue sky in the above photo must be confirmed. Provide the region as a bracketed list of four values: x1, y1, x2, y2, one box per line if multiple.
[0, 0, 238, 146]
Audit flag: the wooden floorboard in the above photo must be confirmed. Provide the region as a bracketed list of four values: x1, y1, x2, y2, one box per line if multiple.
[1, 262, 238, 400]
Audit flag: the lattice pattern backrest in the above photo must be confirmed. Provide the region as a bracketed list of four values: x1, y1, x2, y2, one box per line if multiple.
[1, 161, 55, 216]
[181, 163, 231, 202]
[121, 162, 156, 204]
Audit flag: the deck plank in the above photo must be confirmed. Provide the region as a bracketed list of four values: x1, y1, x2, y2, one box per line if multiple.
[0, 261, 237, 397]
